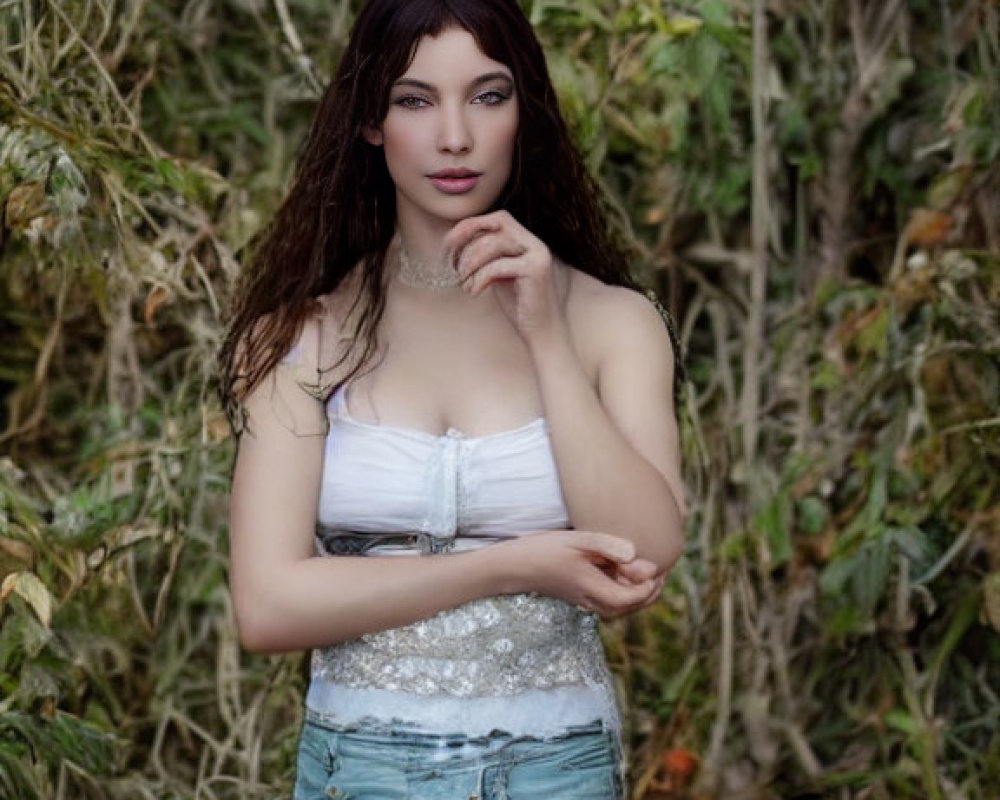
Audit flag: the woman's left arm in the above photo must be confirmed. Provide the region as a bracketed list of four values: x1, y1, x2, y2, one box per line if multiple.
[527, 288, 687, 572]
[447, 211, 687, 572]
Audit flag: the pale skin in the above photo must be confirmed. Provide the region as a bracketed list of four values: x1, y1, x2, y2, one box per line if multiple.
[229, 27, 687, 653]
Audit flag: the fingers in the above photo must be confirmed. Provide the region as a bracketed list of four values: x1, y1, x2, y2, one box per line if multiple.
[463, 256, 526, 296]
[445, 213, 549, 294]
[453, 232, 537, 296]
[639, 575, 666, 610]
[585, 566, 666, 619]
[454, 230, 523, 278]
[443, 210, 509, 256]
[614, 557, 659, 584]
[571, 530, 635, 564]
[625, 573, 665, 614]
[584, 575, 656, 616]
[504, 529, 664, 617]
[444, 214, 506, 273]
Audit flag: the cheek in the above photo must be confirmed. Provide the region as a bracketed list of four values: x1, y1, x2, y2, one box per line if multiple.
[492, 114, 519, 168]
[381, 121, 427, 173]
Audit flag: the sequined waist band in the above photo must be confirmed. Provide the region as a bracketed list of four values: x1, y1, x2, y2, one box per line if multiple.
[311, 593, 612, 697]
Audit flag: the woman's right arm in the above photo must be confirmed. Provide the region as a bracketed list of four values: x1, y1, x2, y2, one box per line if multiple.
[228, 327, 661, 654]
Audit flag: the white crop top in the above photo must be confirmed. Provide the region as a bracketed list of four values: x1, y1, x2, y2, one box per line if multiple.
[318, 383, 570, 550]
[305, 382, 620, 738]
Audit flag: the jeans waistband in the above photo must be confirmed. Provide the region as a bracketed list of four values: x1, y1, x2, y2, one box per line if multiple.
[303, 713, 609, 746]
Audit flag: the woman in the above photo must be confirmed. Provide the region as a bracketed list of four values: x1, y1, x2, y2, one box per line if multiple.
[220, 0, 686, 797]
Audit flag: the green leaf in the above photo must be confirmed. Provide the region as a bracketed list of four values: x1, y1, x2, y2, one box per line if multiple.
[755, 492, 793, 567]
[0, 573, 52, 629]
[855, 304, 891, 359]
[797, 496, 829, 535]
[0, 711, 117, 776]
[885, 709, 919, 735]
[853, 533, 891, 615]
[984, 572, 1000, 633]
[811, 360, 840, 390]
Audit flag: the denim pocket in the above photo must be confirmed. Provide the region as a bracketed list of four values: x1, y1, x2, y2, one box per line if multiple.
[552, 731, 617, 772]
[506, 731, 622, 799]
[326, 733, 410, 799]
[293, 722, 340, 800]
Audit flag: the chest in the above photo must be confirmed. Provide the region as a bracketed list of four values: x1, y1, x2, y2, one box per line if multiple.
[316, 403, 571, 542]
[344, 291, 548, 435]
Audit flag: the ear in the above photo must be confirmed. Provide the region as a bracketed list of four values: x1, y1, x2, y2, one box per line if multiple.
[363, 125, 383, 146]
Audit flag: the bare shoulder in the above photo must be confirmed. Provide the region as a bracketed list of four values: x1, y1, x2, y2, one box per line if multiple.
[567, 268, 661, 322]
[314, 266, 363, 329]
[237, 271, 360, 412]
[312, 266, 362, 336]
[292, 270, 367, 385]
[562, 265, 674, 375]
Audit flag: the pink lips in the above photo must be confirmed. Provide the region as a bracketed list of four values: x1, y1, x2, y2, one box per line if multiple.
[428, 169, 481, 194]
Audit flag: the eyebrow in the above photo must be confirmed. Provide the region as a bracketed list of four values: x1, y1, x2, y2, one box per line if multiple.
[391, 71, 514, 92]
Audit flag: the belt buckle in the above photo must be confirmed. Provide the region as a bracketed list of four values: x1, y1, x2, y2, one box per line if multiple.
[419, 532, 456, 555]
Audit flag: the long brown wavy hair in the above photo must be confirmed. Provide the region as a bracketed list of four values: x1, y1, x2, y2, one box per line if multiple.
[219, 0, 649, 431]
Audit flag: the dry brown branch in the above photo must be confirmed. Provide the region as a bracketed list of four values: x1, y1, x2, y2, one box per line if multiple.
[702, 586, 734, 791]
[273, 0, 323, 95]
[44, 0, 160, 159]
[107, 0, 152, 72]
[742, 0, 771, 467]
[818, 0, 907, 279]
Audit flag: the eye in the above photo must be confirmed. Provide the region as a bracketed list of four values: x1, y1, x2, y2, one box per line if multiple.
[473, 89, 511, 106]
[394, 95, 430, 110]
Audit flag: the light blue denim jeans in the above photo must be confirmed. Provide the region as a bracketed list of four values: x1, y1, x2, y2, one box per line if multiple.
[292, 718, 624, 800]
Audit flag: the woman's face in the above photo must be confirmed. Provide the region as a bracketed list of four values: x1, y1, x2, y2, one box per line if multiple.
[367, 27, 519, 227]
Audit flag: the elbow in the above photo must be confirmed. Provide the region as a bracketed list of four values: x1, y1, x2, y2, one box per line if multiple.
[234, 606, 285, 654]
[232, 584, 299, 654]
[641, 528, 683, 575]
[236, 621, 273, 655]
[655, 529, 685, 575]
[649, 497, 688, 574]
[662, 484, 689, 571]
[231, 570, 352, 653]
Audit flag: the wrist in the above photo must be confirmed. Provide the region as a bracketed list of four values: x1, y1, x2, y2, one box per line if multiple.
[469, 539, 528, 596]
[524, 315, 573, 361]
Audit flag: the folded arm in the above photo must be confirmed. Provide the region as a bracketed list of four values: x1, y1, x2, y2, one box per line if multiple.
[529, 282, 687, 572]
[443, 214, 687, 572]
[228, 320, 663, 653]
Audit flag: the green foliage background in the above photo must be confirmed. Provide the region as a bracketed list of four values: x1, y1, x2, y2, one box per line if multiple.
[1, 1, 998, 798]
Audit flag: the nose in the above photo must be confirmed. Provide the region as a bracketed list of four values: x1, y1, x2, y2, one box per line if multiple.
[437, 102, 472, 154]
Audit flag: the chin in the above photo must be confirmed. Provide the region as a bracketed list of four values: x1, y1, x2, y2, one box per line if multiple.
[400, 184, 507, 225]
[430, 199, 499, 222]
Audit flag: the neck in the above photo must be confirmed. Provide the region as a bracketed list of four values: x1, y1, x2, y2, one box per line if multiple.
[395, 209, 451, 267]
[393, 208, 460, 290]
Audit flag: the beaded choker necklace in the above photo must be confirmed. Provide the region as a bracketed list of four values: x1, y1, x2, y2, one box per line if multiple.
[395, 240, 461, 290]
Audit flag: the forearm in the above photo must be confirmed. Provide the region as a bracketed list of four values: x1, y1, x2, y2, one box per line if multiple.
[234, 546, 514, 653]
[529, 321, 684, 570]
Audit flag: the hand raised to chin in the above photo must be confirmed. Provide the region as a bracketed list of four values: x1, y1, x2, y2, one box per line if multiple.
[444, 210, 564, 342]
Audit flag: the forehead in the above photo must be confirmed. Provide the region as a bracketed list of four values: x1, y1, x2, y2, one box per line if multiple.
[398, 26, 512, 82]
